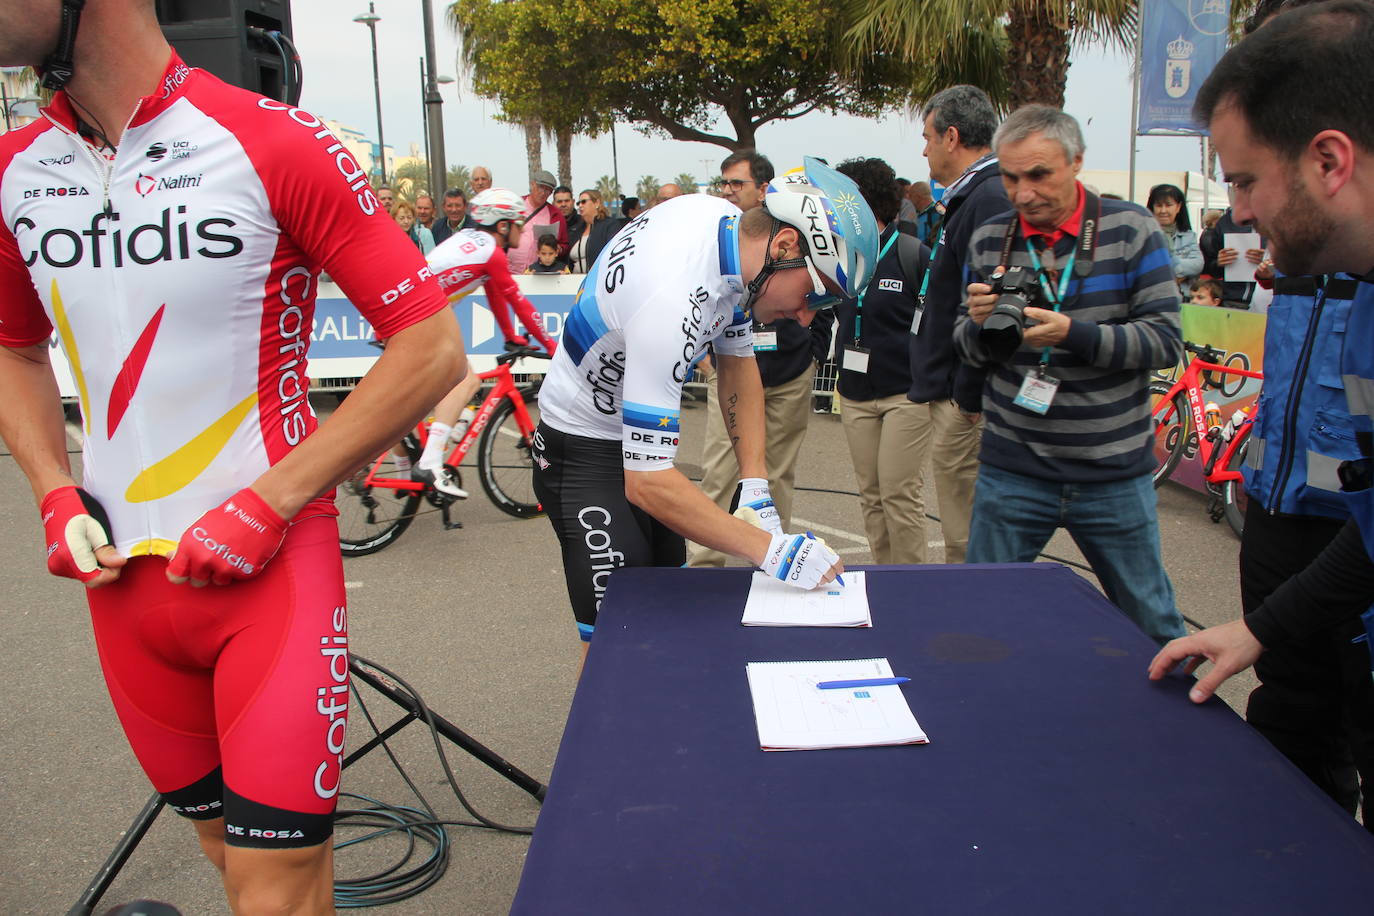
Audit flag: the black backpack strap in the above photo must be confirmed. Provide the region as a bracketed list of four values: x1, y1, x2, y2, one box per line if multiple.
[895, 232, 926, 295]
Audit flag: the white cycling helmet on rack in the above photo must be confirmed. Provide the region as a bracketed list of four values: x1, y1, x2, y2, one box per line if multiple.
[758, 156, 880, 309]
[470, 188, 527, 227]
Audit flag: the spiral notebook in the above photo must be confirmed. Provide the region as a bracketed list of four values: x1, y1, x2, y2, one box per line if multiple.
[741, 571, 872, 627]
[744, 657, 928, 751]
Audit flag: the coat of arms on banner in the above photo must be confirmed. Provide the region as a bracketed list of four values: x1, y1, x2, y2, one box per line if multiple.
[1165, 34, 1194, 99]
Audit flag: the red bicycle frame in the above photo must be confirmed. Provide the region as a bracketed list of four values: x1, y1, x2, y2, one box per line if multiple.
[1154, 343, 1264, 486]
[360, 359, 536, 496]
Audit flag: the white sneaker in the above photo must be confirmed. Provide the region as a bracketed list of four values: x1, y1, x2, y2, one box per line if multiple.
[413, 465, 468, 499]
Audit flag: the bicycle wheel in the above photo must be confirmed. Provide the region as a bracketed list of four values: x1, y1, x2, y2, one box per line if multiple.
[337, 444, 423, 556]
[478, 388, 544, 518]
[1150, 382, 1191, 487]
[1220, 439, 1249, 539]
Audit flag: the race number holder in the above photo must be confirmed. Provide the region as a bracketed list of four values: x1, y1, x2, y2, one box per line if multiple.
[68, 653, 547, 915]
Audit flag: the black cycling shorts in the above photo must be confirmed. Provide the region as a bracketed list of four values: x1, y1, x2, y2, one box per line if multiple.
[531, 421, 685, 641]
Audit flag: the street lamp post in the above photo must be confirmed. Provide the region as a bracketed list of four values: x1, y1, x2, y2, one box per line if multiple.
[420, 0, 448, 201]
[419, 56, 454, 195]
[353, 2, 387, 186]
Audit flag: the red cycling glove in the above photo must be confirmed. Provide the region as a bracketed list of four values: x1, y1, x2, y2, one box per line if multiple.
[41, 486, 115, 583]
[168, 487, 287, 586]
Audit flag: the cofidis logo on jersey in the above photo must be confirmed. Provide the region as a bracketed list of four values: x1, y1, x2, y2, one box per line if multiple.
[256, 98, 382, 216]
[13, 206, 244, 269]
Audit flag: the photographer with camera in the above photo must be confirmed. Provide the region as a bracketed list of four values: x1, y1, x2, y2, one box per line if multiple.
[953, 105, 1186, 645]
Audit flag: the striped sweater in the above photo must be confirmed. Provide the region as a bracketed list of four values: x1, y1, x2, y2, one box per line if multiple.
[953, 197, 1182, 482]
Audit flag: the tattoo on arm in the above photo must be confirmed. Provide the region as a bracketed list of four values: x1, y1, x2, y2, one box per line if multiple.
[726, 393, 740, 447]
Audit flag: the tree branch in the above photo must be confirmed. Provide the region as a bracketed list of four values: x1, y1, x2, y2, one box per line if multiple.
[635, 109, 742, 149]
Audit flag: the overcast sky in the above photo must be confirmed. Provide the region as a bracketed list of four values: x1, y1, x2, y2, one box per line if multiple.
[292, 1, 1207, 194]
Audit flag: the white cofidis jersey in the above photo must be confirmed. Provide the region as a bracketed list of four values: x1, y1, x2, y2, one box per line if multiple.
[429, 228, 499, 300]
[538, 194, 755, 471]
[0, 54, 449, 558]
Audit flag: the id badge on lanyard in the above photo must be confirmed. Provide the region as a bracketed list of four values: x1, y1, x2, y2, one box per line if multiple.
[753, 324, 778, 352]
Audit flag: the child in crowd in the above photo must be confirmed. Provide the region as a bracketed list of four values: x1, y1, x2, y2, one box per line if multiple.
[1190, 277, 1224, 307]
[526, 234, 569, 274]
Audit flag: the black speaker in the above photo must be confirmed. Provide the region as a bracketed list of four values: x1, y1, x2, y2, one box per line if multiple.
[156, 1, 295, 102]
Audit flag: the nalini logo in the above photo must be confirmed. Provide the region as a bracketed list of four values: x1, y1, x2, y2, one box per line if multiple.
[145, 142, 168, 162]
[134, 172, 204, 196]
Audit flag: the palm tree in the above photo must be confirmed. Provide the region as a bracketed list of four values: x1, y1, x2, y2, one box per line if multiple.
[636, 175, 660, 201]
[446, 164, 471, 195]
[675, 172, 697, 193]
[596, 175, 621, 201]
[842, 0, 1135, 109]
[393, 159, 431, 200]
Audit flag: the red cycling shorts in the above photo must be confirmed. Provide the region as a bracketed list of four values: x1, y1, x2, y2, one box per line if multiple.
[86, 514, 348, 848]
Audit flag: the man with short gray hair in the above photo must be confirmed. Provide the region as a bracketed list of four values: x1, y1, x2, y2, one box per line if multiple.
[908, 84, 1007, 563]
[954, 104, 1186, 644]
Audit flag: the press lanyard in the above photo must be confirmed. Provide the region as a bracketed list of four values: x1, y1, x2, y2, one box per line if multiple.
[916, 226, 944, 307]
[1024, 240, 1076, 365]
[853, 230, 900, 343]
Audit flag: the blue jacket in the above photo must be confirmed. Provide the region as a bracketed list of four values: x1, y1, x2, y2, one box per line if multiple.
[1337, 276, 1374, 559]
[1164, 227, 1203, 287]
[1243, 273, 1362, 518]
[906, 157, 1005, 413]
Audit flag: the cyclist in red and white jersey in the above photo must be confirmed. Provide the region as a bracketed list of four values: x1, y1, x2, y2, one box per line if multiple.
[408, 188, 558, 495]
[0, 2, 465, 912]
[533, 159, 879, 654]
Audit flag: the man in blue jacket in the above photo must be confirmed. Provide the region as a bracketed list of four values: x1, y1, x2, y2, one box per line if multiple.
[1149, 1, 1374, 707]
[1241, 271, 1374, 827]
[908, 85, 1007, 563]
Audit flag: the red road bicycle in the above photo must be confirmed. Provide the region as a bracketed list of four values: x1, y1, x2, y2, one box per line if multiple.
[1150, 341, 1264, 537]
[336, 347, 550, 556]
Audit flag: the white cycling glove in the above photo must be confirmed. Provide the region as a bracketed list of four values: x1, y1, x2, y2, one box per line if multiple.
[731, 477, 783, 536]
[759, 532, 840, 590]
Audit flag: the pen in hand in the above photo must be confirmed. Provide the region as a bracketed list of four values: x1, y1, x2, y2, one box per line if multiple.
[807, 530, 845, 587]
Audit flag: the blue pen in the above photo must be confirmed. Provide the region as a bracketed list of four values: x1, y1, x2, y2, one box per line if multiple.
[807, 530, 845, 587]
[817, 677, 910, 690]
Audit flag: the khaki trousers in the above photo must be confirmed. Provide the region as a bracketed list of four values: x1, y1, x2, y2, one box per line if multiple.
[688, 364, 816, 567]
[838, 393, 931, 565]
[922, 398, 983, 564]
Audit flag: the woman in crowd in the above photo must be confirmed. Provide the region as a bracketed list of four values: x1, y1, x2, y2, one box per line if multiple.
[832, 157, 932, 565]
[1147, 184, 1203, 296]
[394, 199, 435, 255]
[568, 189, 623, 273]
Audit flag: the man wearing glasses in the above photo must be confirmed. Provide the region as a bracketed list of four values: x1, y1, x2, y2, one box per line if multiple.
[691, 150, 836, 568]
[533, 159, 873, 656]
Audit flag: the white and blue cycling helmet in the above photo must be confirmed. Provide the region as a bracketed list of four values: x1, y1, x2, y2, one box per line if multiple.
[761, 156, 880, 309]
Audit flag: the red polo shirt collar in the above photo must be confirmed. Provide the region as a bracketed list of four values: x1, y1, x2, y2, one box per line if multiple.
[1018, 183, 1085, 248]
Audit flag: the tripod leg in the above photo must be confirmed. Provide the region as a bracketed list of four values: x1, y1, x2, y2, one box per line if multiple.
[349, 657, 547, 800]
[67, 793, 165, 916]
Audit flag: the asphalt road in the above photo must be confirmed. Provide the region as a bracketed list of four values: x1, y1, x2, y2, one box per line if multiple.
[0, 392, 1256, 915]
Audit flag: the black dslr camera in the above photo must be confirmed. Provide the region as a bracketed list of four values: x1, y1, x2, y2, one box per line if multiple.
[978, 265, 1046, 363]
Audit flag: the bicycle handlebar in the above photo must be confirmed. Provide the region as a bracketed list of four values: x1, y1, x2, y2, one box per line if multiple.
[496, 346, 554, 366]
[1183, 341, 1224, 362]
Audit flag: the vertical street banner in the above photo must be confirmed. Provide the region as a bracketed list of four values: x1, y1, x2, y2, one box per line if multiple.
[1137, 0, 1231, 133]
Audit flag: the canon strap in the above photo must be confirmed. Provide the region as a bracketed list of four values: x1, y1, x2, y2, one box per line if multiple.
[40, 0, 88, 90]
[997, 189, 1102, 282]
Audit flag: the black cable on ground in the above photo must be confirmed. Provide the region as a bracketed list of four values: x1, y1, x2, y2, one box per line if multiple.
[331, 657, 535, 907]
[792, 485, 1209, 631]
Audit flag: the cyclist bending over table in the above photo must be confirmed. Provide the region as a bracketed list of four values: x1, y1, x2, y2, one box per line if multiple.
[533, 158, 878, 654]
[406, 188, 558, 497]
